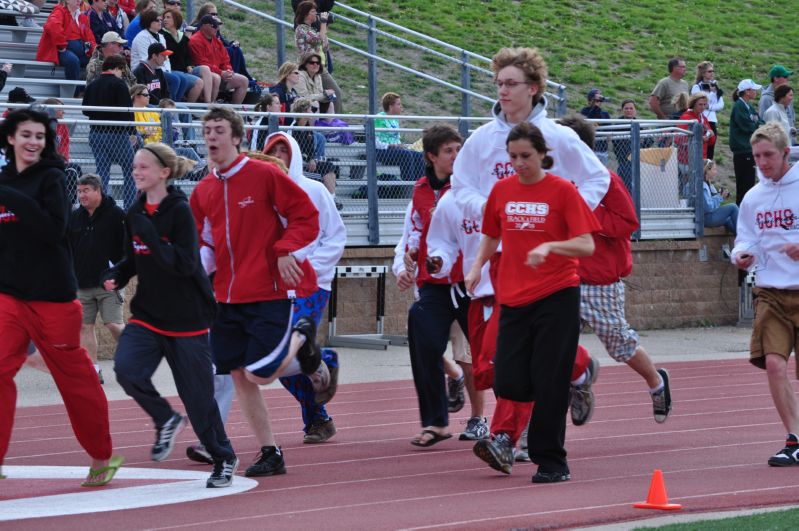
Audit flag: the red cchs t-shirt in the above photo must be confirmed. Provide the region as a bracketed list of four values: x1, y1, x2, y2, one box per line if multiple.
[482, 173, 601, 307]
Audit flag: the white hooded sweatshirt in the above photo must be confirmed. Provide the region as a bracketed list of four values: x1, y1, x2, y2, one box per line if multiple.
[451, 96, 610, 222]
[732, 162, 799, 289]
[264, 132, 346, 291]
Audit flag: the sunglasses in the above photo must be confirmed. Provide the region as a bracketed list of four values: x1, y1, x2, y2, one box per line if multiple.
[166, 0, 180, 4]
[306, 60, 320, 65]
[138, 92, 150, 97]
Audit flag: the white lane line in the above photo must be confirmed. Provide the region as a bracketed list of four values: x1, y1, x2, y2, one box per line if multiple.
[0, 466, 258, 522]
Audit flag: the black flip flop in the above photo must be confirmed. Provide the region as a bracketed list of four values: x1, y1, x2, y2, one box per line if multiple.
[411, 430, 453, 447]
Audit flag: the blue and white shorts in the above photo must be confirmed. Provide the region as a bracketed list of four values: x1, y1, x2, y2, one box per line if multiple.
[580, 281, 640, 362]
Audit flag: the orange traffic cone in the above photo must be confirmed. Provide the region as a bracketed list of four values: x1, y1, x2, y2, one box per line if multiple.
[633, 469, 682, 510]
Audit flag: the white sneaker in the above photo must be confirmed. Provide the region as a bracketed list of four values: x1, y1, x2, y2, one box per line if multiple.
[20, 17, 41, 29]
[308, 359, 330, 394]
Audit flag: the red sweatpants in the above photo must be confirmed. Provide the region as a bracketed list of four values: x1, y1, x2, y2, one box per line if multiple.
[0, 294, 112, 465]
[471, 254, 591, 445]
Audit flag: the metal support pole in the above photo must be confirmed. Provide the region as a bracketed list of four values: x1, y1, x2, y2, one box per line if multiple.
[367, 16, 378, 115]
[691, 121, 705, 236]
[276, 0, 285, 68]
[460, 51, 470, 118]
[268, 113, 280, 135]
[557, 85, 567, 117]
[186, 0, 194, 23]
[457, 117, 469, 140]
[630, 121, 642, 240]
[161, 110, 174, 147]
[364, 118, 380, 244]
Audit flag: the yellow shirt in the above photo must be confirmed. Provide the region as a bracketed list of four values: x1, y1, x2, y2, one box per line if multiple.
[134, 110, 162, 144]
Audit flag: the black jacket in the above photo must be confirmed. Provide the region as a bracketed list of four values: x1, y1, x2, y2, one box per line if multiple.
[69, 195, 126, 289]
[161, 29, 192, 74]
[133, 62, 171, 105]
[82, 73, 136, 134]
[102, 186, 216, 332]
[0, 157, 77, 302]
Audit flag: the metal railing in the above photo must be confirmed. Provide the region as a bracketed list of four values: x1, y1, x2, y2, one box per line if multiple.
[194, 0, 567, 117]
[1, 103, 708, 245]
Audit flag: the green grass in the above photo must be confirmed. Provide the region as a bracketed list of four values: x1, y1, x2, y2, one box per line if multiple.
[218, 0, 799, 186]
[634, 506, 799, 530]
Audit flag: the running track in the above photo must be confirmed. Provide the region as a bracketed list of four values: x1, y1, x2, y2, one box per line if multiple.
[3, 358, 799, 530]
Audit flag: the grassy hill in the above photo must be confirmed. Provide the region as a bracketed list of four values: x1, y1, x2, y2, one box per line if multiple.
[218, 0, 799, 177]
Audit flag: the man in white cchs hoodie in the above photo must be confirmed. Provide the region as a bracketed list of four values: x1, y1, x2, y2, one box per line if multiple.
[450, 47, 609, 482]
[261, 132, 347, 444]
[733, 123, 799, 468]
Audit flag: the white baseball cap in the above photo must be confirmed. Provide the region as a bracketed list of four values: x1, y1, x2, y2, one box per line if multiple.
[737, 79, 762, 92]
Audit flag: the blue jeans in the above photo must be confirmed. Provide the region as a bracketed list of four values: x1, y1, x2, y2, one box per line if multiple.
[88, 128, 135, 208]
[168, 71, 200, 103]
[313, 131, 326, 160]
[58, 40, 89, 81]
[704, 204, 739, 234]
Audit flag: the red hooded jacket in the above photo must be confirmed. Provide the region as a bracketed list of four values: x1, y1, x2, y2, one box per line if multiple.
[36, 4, 96, 65]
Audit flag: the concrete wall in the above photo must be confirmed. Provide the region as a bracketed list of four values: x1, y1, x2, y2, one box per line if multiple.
[97, 229, 738, 357]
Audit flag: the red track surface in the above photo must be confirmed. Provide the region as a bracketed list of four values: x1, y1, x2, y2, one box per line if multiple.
[4, 358, 799, 530]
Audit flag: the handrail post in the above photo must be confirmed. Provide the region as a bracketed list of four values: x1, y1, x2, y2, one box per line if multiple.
[460, 50, 470, 118]
[367, 16, 378, 115]
[557, 85, 567, 117]
[186, 0, 194, 22]
[276, 0, 285, 67]
[268, 113, 279, 135]
[364, 118, 380, 244]
[457, 117, 469, 140]
[631, 121, 641, 240]
[161, 110, 174, 147]
[691, 121, 705, 237]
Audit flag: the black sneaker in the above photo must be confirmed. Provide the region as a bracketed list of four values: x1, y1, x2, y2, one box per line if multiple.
[151, 412, 186, 462]
[473, 433, 514, 474]
[447, 376, 465, 413]
[532, 467, 571, 483]
[207, 456, 239, 488]
[244, 446, 287, 477]
[303, 418, 337, 444]
[570, 356, 599, 426]
[652, 368, 672, 423]
[768, 433, 799, 467]
[187, 444, 214, 465]
[293, 317, 322, 375]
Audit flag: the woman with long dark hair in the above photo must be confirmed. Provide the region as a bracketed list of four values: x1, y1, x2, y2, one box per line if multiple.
[0, 109, 122, 486]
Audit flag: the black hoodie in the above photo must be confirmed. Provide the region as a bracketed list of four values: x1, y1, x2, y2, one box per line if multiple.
[102, 186, 216, 332]
[0, 157, 77, 302]
[69, 195, 127, 289]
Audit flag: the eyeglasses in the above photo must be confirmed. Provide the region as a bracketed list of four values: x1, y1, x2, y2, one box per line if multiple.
[307, 61, 320, 65]
[138, 92, 150, 97]
[494, 79, 528, 89]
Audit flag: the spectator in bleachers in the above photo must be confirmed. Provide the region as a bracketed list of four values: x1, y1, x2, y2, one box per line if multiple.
[251, 93, 281, 152]
[130, 83, 164, 146]
[87, 0, 124, 45]
[0, 63, 10, 93]
[162, 8, 218, 103]
[289, 98, 339, 204]
[730, 79, 764, 205]
[4, 87, 35, 114]
[649, 57, 688, 119]
[82, 54, 136, 208]
[296, 51, 335, 113]
[670, 91, 689, 119]
[131, 9, 203, 103]
[269, 61, 300, 125]
[374, 91, 426, 182]
[36, 0, 97, 91]
[677, 92, 715, 160]
[133, 43, 171, 106]
[612, 99, 653, 192]
[86, 31, 136, 87]
[124, 0, 155, 42]
[191, 3, 254, 81]
[42, 97, 83, 203]
[763, 85, 795, 144]
[107, 0, 131, 32]
[690, 61, 724, 160]
[702, 159, 737, 235]
[759, 65, 794, 122]
[580, 89, 610, 165]
[188, 14, 247, 104]
[294, 0, 342, 113]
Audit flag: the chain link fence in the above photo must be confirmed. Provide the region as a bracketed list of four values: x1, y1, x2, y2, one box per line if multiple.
[1, 103, 706, 245]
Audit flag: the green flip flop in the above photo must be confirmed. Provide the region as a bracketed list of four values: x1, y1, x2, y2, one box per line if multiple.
[82, 455, 125, 487]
